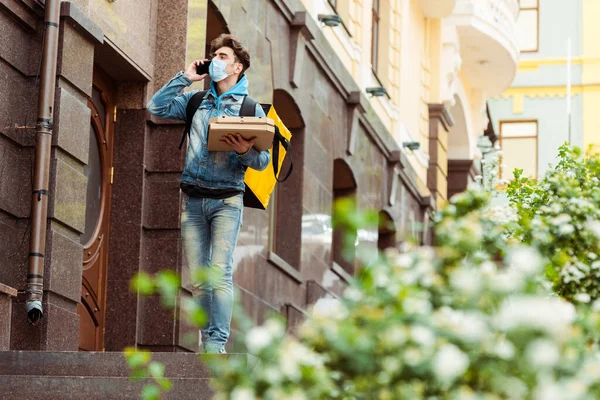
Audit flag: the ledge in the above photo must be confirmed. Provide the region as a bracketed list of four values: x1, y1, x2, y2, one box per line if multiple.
[331, 262, 353, 284]
[60, 1, 103, 44]
[0, 283, 17, 298]
[428, 103, 455, 132]
[267, 252, 304, 284]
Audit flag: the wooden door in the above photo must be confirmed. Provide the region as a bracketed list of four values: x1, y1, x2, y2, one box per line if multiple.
[77, 70, 115, 351]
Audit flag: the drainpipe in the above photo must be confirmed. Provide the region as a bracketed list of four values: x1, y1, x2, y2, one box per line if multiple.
[26, 0, 61, 325]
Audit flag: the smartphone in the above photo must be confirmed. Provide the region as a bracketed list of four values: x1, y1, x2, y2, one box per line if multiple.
[196, 60, 211, 76]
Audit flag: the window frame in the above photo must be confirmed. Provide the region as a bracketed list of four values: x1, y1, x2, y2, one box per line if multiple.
[327, 0, 353, 38]
[371, 0, 380, 74]
[518, 0, 539, 53]
[499, 119, 539, 180]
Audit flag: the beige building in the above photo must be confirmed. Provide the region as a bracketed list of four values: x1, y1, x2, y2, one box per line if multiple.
[303, 0, 520, 206]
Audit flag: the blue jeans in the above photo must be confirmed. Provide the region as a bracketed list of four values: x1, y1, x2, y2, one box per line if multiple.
[181, 193, 243, 353]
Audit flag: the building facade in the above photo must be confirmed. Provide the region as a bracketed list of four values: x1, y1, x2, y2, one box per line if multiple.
[489, 0, 600, 181]
[0, 0, 517, 356]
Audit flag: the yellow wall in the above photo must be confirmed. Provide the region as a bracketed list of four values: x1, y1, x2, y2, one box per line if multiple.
[582, 0, 600, 151]
[298, 0, 477, 197]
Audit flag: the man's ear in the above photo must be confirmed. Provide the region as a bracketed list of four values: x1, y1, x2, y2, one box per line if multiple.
[234, 63, 243, 75]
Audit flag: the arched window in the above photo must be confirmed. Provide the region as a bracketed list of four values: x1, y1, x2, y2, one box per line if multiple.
[269, 90, 305, 269]
[332, 159, 357, 275]
[378, 210, 396, 251]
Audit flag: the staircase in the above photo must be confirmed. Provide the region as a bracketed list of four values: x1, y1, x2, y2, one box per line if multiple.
[0, 351, 252, 399]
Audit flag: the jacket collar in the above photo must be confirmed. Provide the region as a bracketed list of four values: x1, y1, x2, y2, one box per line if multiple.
[206, 74, 249, 101]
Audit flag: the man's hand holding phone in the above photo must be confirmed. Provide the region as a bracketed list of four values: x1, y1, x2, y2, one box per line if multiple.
[184, 59, 210, 82]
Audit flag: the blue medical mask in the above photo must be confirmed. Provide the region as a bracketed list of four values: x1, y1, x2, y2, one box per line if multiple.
[209, 58, 230, 82]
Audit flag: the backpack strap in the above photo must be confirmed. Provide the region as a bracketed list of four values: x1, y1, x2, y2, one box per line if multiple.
[239, 95, 258, 117]
[272, 127, 293, 182]
[179, 90, 208, 149]
[239, 96, 293, 182]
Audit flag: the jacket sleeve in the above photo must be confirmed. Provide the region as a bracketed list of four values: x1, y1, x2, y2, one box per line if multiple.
[237, 102, 271, 171]
[146, 71, 198, 121]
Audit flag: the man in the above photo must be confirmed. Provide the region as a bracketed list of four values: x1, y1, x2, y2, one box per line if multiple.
[147, 34, 270, 354]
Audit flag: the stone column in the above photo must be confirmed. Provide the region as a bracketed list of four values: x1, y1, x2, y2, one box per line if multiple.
[0, 284, 17, 350]
[427, 104, 454, 210]
[447, 159, 480, 199]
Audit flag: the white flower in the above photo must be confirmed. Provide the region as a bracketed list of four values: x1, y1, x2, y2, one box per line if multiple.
[231, 387, 256, 400]
[261, 366, 282, 383]
[578, 355, 600, 383]
[432, 344, 470, 384]
[488, 268, 525, 293]
[245, 325, 274, 354]
[404, 348, 424, 366]
[557, 224, 575, 236]
[450, 267, 482, 295]
[574, 293, 591, 303]
[494, 296, 576, 337]
[381, 357, 401, 374]
[410, 325, 436, 348]
[403, 294, 432, 316]
[526, 339, 560, 368]
[587, 220, 600, 239]
[343, 287, 363, 302]
[278, 340, 324, 381]
[480, 261, 497, 275]
[433, 308, 489, 342]
[551, 214, 572, 226]
[311, 297, 348, 321]
[560, 263, 587, 284]
[265, 319, 285, 337]
[506, 246, 543, 276]
[492, 337, 515, 360]
[381, 327, 407, 347]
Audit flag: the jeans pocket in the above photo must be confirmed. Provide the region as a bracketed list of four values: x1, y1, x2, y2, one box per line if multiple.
[223, 194, 243, 209]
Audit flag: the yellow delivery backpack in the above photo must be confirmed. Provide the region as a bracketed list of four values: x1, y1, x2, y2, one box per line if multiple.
[239, 96, 293, 209]
[180, 92, 293, 210]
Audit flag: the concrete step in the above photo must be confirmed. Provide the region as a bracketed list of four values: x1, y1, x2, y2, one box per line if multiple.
[0, 375, 213, 400]
[0, 351, 257, 400]
[0, 351, 214, 378]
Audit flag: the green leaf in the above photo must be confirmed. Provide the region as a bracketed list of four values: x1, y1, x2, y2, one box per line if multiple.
[130, 368, 148, 381]
[131, 272, 155, 296]
[148, 361, 165, 379]
[156, 377, 173, 392]
[155, 270, 180, 308]
[141, 384, 161, 400]
[124, 348, 151, 369]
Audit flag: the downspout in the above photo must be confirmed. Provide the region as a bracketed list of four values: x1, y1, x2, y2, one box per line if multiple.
[26, 0, 61, 325]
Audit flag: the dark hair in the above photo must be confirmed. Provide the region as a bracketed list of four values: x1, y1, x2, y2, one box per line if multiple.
[209, 34, 251, 73]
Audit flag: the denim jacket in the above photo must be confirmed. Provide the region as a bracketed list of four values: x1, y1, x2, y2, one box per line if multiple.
[147, 71, 270, 191]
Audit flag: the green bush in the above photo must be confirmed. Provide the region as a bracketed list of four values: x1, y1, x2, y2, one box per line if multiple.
[507, 144, 600, 302]
[208, 190, 600, 399]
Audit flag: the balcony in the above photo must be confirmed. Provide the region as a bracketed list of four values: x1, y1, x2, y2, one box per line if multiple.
[418, 0, 457, 18]
[446, 0, 519, 96]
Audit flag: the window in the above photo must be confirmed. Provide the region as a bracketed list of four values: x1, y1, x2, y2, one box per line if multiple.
[378, 211, 396, 251]
[269, 90, 305, 270]
[332, 159, 358, 275]
[371, 0, 380, 73]
[516, 0, 539, 52]
[499, 121, 538, 180]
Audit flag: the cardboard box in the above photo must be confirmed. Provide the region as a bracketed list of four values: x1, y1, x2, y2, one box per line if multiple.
[207, 116, 275, 152]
